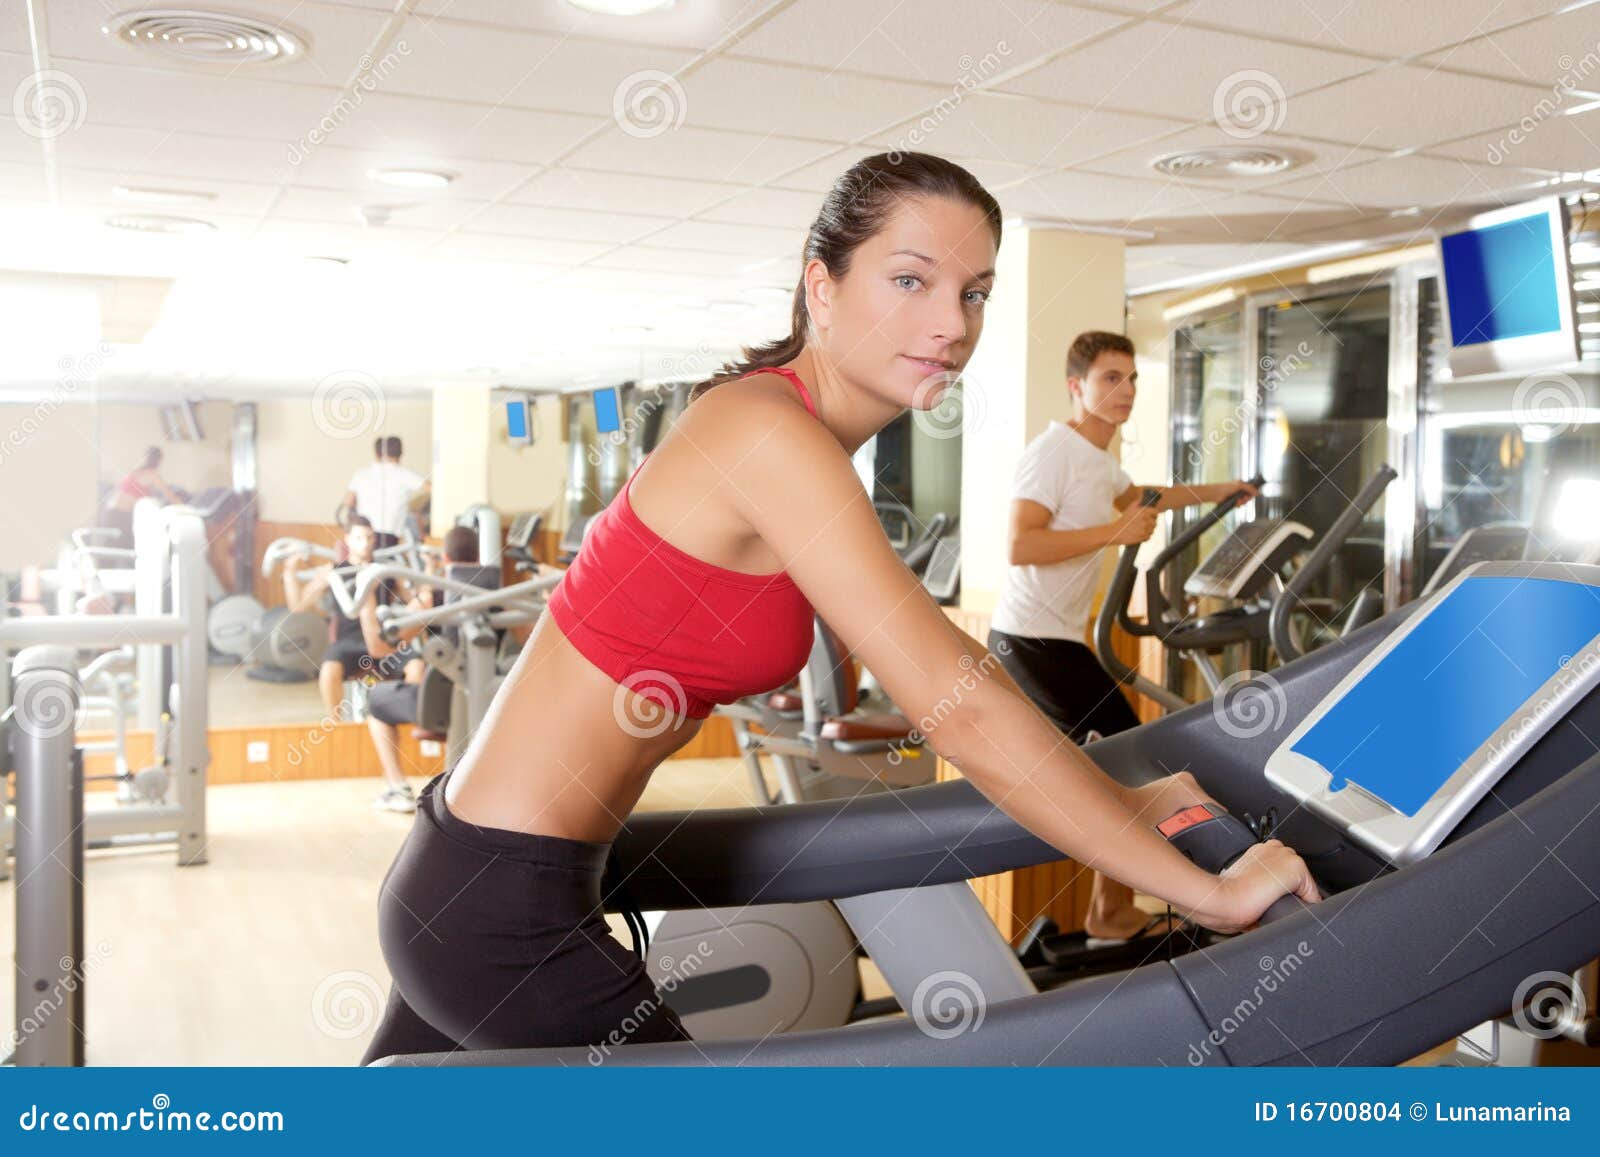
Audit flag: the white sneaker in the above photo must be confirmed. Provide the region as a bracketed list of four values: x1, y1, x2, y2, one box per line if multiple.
[382, 785, 418, 813]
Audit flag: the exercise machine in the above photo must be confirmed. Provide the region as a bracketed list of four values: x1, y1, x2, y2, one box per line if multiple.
[1, 500, 210, 877]
[377, 559, 1600, 1066]
[1097, 468, 1394, 711]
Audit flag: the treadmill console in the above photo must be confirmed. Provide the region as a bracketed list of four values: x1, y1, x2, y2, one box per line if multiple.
[1185, 518, 1313, 601]
[1266, 561, 1600, 865]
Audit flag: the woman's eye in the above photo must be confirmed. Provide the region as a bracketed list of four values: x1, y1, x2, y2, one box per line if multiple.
[965, 289, 990, 306]
[894, 274, 922, 290]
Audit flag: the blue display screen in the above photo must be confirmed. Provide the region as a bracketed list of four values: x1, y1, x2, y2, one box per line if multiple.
[1439, 212, 1563, 346]
[505, 399, 529, 440]
[1290, 575, 1600, 815]
[594, 386, 621, 434]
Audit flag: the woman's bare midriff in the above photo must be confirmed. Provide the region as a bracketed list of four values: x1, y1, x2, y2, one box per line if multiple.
[442, 612, 703, 843]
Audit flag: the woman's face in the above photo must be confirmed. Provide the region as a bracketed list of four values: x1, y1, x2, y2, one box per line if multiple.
[810, 194, 997, 411]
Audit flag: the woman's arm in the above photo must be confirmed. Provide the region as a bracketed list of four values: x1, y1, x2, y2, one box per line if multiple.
[705, 387, 1315, 933]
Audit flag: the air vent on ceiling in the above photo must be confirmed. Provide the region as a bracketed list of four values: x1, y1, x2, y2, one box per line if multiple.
[103, 9, 306, 64]
[1149, 146, 1304, 179]
[105, 213, 217, 235]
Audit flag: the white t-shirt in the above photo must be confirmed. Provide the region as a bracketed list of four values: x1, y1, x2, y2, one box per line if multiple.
[347, 462, 425, 536]
[990, 421, 1133, 642]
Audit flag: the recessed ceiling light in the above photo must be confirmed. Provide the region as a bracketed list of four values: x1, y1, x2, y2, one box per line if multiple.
[1149, 146, 1304, 179]
[369, 168, 454, 190]
[113, 184, 217, 205]
[103, 9, 305, 64]
[105, 213, 216, 235]
[565, 0, 675, 15]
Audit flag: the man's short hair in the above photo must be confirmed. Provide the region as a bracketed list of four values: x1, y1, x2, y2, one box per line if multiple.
[347, 513, 374, 531]
[1065, 331, 1136, 380]
[442, 525, 480, 564]
[383, 436, 403, 460]
[373, 436, 385, 458]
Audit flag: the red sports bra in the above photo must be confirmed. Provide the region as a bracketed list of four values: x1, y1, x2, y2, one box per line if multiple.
[547, 367, 820, 720]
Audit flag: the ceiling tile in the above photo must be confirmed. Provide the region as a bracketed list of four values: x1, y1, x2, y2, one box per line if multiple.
[1263, 153, 1556, 210]
[864, 93, 1186, 171]
[727, 0, 1128, 84]
[1423, 5, 1600, 86]
[506, 167, 740, 215]
[387, 16, 696, 117]
[1278, 65, 1552, 150]
[1170, 0, 1560, 58]
[998, 21, 1374, 123]
[57, 62, 342, 139]
[698, 185, 821, 229]
[1425, 109, 1600, 172]
[0, 3, 392, 88]
[562, 124, 836, 185]
[328, 93, 602, 164]
[412, 0, 769, 50]
[431, 232, 614, 264]
[1081, 127, 1387, 184]
[291, 146, 538, 201]
[272, 186, 491, 231]
[679, 58, 945, 140]
[460, 202, 669, 243]
[637, 218, 801, 256]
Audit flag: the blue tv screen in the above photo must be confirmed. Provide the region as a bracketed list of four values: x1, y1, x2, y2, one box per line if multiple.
[1439, 211, 1562, 347]
[594, 386, 621, 434]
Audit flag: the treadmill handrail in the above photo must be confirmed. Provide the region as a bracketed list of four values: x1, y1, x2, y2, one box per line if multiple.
[1142, 474, 1265, 628]
[1268, 465, 1397, 662]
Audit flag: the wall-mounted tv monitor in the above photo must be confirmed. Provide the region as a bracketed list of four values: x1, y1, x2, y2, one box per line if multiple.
[505, 395, 532, 446]
[593, 385, 621, 434]
[1436, 196, 1579, 377]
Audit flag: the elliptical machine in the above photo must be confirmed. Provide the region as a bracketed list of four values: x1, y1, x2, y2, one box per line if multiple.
[1095, 467, 1396, 712]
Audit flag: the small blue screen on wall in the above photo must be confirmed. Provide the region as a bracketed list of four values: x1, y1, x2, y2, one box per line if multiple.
[505, 400, 529, 440]
[1440, 213, 1562, 347]
[594, 386, 621, 434]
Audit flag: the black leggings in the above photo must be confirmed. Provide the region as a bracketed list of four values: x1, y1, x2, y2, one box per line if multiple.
[360, 771, 692, 1064]
[987, 629, 1141, 743]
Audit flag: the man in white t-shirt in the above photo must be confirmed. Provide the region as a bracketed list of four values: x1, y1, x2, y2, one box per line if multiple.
[988, 331, 1256, 946]
[344, 435, 428, 539]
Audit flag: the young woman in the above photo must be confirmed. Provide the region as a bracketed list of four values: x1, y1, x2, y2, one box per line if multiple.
[360, 152, 1319, 1063]
[100, 446, 184, 544]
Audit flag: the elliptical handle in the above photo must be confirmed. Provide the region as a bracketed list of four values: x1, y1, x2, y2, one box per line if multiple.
[1269, 464, 1398, 662]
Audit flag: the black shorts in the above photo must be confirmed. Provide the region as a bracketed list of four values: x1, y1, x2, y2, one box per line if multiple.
[986, 629, 1140, 743]
[367, 680, 419, 727]
[324, 637, 415, 682]
[360, 771, 691, 1063]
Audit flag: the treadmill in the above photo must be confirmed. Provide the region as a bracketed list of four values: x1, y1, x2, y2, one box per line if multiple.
[376, 561, 1600, 1066]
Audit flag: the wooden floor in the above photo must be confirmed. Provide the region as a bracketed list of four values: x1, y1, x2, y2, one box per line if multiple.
[0, 758, 755, 1066]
